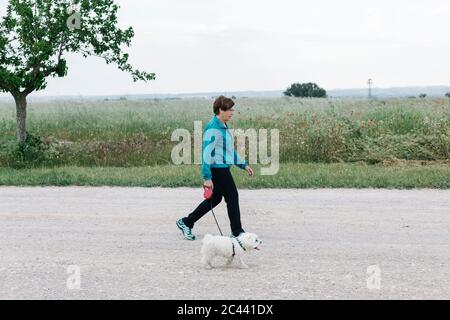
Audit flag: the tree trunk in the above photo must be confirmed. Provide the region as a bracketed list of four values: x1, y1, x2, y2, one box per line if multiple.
[14, 94, 28, 143]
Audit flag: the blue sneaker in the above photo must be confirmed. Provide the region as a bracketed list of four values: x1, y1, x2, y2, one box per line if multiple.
[176, 219, 196, 240]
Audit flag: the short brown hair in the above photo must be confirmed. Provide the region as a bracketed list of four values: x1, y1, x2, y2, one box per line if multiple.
[213, 96, 235, 115]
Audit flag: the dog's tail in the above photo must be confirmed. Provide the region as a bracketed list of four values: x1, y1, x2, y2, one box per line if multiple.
[202, 233, 213, 244]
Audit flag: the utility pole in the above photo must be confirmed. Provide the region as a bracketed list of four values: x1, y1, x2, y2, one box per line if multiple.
[367, 78, 373, 99]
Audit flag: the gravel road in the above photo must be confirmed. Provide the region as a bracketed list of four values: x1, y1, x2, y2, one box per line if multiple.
[0, 187, 449, 300]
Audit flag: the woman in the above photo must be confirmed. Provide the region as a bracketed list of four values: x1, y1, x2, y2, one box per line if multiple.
[176, 96, 254, 240]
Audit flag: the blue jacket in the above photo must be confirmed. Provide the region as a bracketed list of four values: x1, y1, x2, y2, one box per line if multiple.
[202, 115, 247, 181]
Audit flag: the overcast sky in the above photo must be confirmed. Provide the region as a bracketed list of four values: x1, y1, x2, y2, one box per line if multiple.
[1, 0, 450, 97]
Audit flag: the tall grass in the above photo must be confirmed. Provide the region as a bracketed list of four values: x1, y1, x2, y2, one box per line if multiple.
[1, 97, 449, 167]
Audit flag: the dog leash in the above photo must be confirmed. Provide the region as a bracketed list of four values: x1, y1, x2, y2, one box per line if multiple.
[203, 186, 223, 236]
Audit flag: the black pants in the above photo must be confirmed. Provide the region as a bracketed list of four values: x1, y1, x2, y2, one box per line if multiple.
[182, 167, 245, 237]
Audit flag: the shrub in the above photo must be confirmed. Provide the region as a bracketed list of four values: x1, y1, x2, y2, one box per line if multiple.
[0, 132, 62, 168]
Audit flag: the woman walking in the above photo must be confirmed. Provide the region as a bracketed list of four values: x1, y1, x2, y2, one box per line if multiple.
[176, 96, 254, 240]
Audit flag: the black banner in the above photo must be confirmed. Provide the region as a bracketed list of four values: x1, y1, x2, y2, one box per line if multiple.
[0, 300, 443, 318]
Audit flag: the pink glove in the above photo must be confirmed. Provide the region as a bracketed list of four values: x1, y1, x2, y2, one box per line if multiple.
[203, 186, 213, 200]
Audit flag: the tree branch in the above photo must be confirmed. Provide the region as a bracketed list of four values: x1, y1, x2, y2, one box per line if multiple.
[79, 47, 111, 62]
[0, 81, 15, 93]
[40, 34, 67, 78]
[23, 39, 67, 94]
[22, 86, 35, 96]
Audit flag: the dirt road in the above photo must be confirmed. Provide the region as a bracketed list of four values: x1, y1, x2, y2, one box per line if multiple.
[0, 187, 449, 299]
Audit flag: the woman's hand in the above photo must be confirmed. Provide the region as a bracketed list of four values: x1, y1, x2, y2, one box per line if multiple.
[203, 180, 213, 189]
[245, 165, 254, 177]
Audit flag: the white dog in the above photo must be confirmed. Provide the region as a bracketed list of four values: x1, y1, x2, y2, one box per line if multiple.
[200, 233, 262, 269]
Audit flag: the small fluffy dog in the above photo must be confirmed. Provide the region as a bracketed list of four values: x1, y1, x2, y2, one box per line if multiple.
[200, 232, 262, 269]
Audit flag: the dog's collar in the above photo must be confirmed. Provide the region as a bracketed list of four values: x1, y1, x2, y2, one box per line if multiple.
[231, 236, 246, 252]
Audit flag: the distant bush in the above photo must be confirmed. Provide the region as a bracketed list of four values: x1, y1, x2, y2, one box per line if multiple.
[284, 82, 327, 98]
[445, 92, 450, 98]
[419, 93, 427, 98]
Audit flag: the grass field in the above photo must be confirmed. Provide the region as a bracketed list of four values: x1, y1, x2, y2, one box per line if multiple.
[1, 97, 449, 188]
[1, 162, 450, 189]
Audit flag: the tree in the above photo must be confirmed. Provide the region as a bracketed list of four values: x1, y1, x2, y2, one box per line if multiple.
[284, 82, 327, 98]
[445, 92, 450, 98]
[0, 0, 155, 142]
[419, 93, 427, 98]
